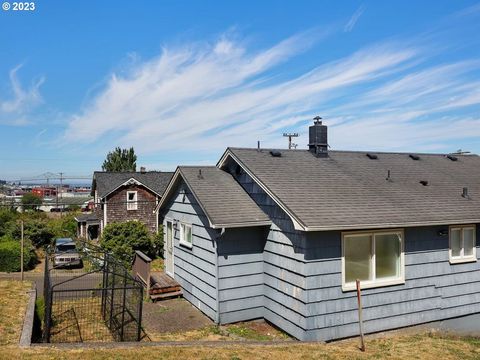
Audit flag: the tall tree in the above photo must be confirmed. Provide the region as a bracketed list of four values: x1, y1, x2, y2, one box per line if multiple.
[21, 193, 42, 211]
[102, 147, 137, 172]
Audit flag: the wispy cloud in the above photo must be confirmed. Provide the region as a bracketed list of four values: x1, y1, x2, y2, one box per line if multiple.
[63, 25, 480, 157]
[344, 5, 365, 32]
[0, 64, 45, 125]
[64, 34, 417, 152]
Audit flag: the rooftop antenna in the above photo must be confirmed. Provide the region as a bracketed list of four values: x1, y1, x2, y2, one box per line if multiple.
[283, 132, 299, 149]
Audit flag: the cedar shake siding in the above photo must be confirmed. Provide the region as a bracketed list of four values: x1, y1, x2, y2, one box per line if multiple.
[91, 171, 173, 234]
[105, 184, 158, 233]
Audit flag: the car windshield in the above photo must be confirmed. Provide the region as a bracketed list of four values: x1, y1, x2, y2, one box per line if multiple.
[56, 244, 76, 253]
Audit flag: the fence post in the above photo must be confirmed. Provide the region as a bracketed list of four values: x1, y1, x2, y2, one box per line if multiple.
[102, 254, 108, 318]
[42, 247, 50, 342]
[137, 285, 143, 342]
[356, 279, 366, 352]
[120, 268, 127, 341]
[109, 260, 116, 332]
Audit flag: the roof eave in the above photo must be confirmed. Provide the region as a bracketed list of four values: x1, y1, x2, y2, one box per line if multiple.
[304, 218, 480, 232]
[210, 220, 272, 229]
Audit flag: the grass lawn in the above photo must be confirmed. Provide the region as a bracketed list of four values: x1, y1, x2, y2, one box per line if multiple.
[0, 280, 32, 345]
[0, 332, 480, 359]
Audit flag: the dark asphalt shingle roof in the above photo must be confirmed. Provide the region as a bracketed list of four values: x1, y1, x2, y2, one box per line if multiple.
[224, 148, 480, 230]
[93, 171, 173, 198]
[166, 166, 271, 228]
[74, 213, 99, 223]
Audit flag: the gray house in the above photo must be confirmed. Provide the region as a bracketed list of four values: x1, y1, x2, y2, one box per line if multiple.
[156, 120, 480, 341]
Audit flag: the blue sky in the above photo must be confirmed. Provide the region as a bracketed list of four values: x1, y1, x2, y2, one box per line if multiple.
[1, 1, 480, 180]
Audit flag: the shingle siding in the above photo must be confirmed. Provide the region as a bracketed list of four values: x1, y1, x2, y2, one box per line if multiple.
[231, 163, 480, 341]
[103, 185, 158, 233]
[160, 156, 480, 341]
[161, 182, 219, 321]
[232, 169, 311, 339]
[217, 227, 266, 324]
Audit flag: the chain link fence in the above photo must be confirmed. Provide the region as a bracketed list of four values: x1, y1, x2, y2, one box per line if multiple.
[43, 240, 143, 343]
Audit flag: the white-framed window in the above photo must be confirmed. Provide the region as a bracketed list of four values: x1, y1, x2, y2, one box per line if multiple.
[449, 225, 476, 264]
[342, 229, 405, 291]
[126, 191, 138, 210]
[179, 222, 193, 248]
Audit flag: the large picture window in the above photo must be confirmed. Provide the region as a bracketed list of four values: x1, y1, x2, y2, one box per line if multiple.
[342, 230, 404, 291]
[449, 225, 476, 264]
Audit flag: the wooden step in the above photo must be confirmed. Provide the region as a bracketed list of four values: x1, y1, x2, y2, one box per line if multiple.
[150, 290, 183, 301]
[150, 286, 181, 295]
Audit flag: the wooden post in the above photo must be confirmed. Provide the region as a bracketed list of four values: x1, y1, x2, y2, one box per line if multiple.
[356, 279, 366, 352]
[20, 220, 24, 281]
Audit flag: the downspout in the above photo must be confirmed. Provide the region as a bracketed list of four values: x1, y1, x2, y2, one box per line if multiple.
[214, 228, 225, 324]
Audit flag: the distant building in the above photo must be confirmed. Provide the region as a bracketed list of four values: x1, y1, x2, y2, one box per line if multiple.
[75, 170, 173, 240]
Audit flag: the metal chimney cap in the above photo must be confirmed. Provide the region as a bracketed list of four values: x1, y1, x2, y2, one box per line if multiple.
[313, 115, 323, 125]
[140, 166, 146, 173]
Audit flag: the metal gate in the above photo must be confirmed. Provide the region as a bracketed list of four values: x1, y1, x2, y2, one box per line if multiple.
[43, 240, 143, 343]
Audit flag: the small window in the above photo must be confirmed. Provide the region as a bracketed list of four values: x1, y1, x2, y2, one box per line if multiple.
[180, 223, 193, 248]
[449, 225, 476, 264]
[342, 230, 404, 291]
[126, 191, 137, 210]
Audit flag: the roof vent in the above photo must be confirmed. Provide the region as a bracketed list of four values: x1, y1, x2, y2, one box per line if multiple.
[270, 150, 282, 157]
[366, 153, 378, 160]
[446, 154, 458, 161]
[308, 116, 328, 157]
[462, 187, 469, 198]
[140, 166, 146, 173]
[197, 169, 203, 179]
[409, 154, 420, 160]
[420, 180, 429, 186]
[386, 170, 392, 181]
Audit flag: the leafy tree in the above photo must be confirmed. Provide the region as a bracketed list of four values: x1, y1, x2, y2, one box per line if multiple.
[46, 213, 77, 239]
[100, 221, 156, 266]
[9, 219, 55, 248]
[102, 147, 137, 172]
[21, 193, 42, 211]
[0, 208, 17, 237]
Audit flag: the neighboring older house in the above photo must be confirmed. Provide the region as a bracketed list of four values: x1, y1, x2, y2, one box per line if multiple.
[77, 170, 173, 238]
[156, 120, 480, 341]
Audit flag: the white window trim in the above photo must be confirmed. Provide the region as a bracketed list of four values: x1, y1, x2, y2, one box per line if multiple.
[449, 225, 477, 264]
[341, 229, 405, 292]
[165, 219, 174, 276]
[179, 222, 193, 249]
[126, 191, 138, 211]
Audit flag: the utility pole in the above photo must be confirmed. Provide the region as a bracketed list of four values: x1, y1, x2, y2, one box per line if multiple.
[283, 133, 299, 149]
[59, 172, 64, 216]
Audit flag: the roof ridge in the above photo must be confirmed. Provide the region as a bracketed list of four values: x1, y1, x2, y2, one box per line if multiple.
[227, 147, 478, 157]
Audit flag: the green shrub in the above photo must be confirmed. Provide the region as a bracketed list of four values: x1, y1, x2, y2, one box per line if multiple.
[153, 225, 164, 259]
[46, 213, 77, 239]
[0, 209, 17, 237]
[9, 219, 55, 248]
[100, 221, 157, 266]
[0, 239, 37, 272]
